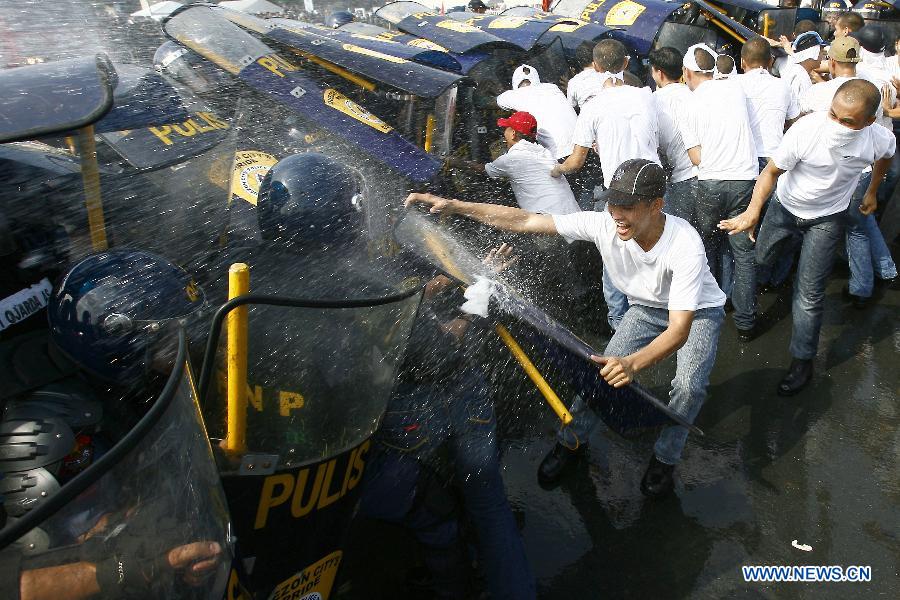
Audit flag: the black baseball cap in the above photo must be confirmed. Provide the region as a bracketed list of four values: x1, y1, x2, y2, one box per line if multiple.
[602, 159, 666, 206]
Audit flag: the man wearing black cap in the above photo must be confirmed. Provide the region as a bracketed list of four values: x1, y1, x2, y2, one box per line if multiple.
[405, 159, 726, 498]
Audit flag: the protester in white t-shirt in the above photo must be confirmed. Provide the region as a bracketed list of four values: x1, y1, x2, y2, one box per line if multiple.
[680, 43, 759, 340]
[551, 38, 659, 330]
[566, 43, 608, 111]
[649, 46, 697, 223]
[407, 159, 725, 499]
[736, 37, 801, 163]
[780, 31, 827, 102]
[496, 64, 576, 160]
[720, 79, 895, 395]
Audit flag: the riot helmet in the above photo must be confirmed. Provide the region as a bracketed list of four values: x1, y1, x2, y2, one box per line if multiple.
[153, 40, 230, 95]
[325, 11, 354, 29]
[48, 249, 206, 385]
[256, 153, 365, 251]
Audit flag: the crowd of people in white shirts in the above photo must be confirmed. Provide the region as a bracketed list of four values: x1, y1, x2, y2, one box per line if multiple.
[422, 12, 897, 496]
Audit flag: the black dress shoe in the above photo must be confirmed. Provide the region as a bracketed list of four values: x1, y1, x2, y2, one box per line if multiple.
[640, 456, 675, 498]
[736, 325, 757, 342]
[777, 358, 813, 396]
[537, 443, 585, 488]
[842, 286, 869, 309]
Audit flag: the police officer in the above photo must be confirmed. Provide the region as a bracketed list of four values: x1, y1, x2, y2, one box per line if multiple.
[1, 249, 223, 600]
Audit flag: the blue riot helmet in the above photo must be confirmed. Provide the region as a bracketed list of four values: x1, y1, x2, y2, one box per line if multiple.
[48, 249, 206, 385]
[152, 40, 230, 95]
[256, 153, 365, 251]
[325, 10, 354, 29]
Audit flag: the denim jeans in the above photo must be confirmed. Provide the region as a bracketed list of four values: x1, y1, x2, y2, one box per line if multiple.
[359, 375, 535, 600]
[557, 304, 724, 465]
[693, 180, 757, 330]
[664, 176, 698, 223]
[756, 195, 844, 360]
[593, 197, 630, 330]
[846, 174, 898, 297]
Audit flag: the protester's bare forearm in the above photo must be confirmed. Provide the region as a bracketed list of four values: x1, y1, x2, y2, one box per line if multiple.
[447, 199, 556, 234]
[556, 146, 588, 174]
[867, 157, 892, 196]
[747, 169, 778, 215]
[627, 321, 691, 373]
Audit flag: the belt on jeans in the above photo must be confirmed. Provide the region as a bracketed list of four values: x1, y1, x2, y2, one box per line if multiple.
[773, 195, 846, 227]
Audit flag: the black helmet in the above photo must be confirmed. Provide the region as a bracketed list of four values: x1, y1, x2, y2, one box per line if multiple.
[850, 26, 886, 54]
[47, 249, 206, 384]
[256, 153, 365, 251]
[468, 0, 489, 12]
[325, 11, 354, 29]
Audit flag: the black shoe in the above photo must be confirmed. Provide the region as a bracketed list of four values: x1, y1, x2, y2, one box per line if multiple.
[877, 276, 900, 291]
[777, 358, 813, 396]
[736, 325, 757, 342]
[842, 286, 869, 309]
[640, 456, 675, 499]
[537, 443, 585, 488]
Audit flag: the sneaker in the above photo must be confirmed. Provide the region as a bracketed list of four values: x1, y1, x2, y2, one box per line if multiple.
[537, 442, 585, 488]
[777, 358, 813, 396]
[640, 455, 675, 498]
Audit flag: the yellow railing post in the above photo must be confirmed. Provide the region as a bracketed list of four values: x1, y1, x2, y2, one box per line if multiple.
[495, 324, 573, 425]
[224, 263, 250, 453]
[75, 125, 108, 251]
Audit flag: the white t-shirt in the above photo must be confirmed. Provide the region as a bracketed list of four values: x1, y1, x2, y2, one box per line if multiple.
[679, 79, 759, 181]
[552, 211, 726, 311]
[654, 82, 698, 183]
[736, 67, 801, 158]
[573, 85, 660, 189]
[857, 61, 894, 129]
[779, 61, 813, 104]
[566, 69, 614, 110]
[497, 84, 577, 160]
[799, 75, 886, 125]
[485, 140, 580, 217]
[773, 112, 896, 219]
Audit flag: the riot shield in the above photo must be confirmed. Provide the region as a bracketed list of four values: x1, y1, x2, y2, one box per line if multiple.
[196, 262, 423, 600]
[0, 331, 236, 600]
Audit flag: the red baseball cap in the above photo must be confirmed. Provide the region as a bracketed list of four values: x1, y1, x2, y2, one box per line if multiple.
[497, 111, 537, 137]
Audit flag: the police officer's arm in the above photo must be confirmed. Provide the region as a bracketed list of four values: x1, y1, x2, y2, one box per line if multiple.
[19, 563, 100, 600]
[405, 193, 557, 235]
[551, 145, 589, 177]
[718, 160, 785, 242]
[590, 310, 694, 388]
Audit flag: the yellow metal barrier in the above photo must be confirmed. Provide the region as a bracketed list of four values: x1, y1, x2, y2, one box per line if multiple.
[762, 14, 772, 38]
[288, 49, 376, 91]
[75, 126, 108, 251]
[225, 263, 250, 453]
[424, 114, 436, 153]
[495, 324, 573, 425]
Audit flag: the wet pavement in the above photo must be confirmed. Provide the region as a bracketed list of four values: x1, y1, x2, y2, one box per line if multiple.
[340, 262, 900, 599]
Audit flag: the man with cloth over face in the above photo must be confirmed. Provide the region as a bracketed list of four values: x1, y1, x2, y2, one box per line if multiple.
[405, 159, 726, 498]
[720, 79, 895, 395]
[680, 42, 760, 341]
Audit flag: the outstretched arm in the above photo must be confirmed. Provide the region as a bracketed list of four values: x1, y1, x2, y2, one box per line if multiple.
[405, 193, 558, 235]
[718, 161, 785, 242]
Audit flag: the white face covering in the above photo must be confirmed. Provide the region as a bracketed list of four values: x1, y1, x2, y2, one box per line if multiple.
[824, 117, 865, 147]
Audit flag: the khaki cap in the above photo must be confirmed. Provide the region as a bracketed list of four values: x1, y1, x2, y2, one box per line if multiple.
[829, 36, 862, 63]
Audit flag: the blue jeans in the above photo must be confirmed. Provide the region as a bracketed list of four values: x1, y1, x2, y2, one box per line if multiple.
[556, 305, 724, 465]
[694, 180, 757, 330]
[756, 195, 844, 360]
[359, 376, 536, 600]
[664, 176, 697, 223]
[846, 174, 898, 297]
[593, 198, 630, 330]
